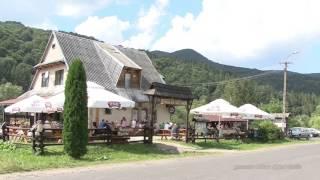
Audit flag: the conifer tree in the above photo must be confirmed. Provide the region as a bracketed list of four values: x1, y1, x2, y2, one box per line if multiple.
[63, 59, 88, 158]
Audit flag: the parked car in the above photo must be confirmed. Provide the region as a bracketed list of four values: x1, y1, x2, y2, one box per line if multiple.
[306, 128, 320, 137]
[288, 127, 310, 140]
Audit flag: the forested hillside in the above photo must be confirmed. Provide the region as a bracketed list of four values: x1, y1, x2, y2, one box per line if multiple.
[150, 49, 320, 94]
[0, 21, 49, 92]
[1, 21, 320, 128]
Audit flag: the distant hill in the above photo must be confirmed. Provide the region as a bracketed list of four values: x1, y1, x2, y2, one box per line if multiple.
[149, 49, 320, 94]
[150, 49, 262, 76]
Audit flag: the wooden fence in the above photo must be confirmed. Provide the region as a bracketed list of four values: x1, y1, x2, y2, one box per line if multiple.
[1, 125, 150, 154]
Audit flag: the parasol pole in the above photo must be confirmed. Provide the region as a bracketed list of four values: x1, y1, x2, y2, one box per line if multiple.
[218, 114, 221, 138]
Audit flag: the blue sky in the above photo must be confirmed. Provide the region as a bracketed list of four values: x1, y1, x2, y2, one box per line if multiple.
[0, 0, 319, 74]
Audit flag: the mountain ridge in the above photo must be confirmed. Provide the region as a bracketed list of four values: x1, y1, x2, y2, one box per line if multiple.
[149, 49, 320, 94]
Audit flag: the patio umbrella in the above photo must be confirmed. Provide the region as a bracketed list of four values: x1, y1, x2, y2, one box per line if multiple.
[239, 104, 274, 120]
[48, 81, 135, 110]
[191, 99, 241, 117]
[4, 95, 56, 113]
[191, 99, 243, 135]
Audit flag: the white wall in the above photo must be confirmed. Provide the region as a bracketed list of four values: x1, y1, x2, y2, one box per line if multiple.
[42, 36, 64, 63]
[156, 104, 170, 124]
[32, 64, 67, 92]
[31, 34, 67, 92]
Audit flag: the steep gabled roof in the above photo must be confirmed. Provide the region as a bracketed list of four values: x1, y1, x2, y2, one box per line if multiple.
[55, 31, 115, 91]
[51, 31, 165, 102]
[98, 43, 141, 70]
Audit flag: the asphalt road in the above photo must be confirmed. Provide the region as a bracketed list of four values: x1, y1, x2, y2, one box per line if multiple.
[2, 143, 320, 180]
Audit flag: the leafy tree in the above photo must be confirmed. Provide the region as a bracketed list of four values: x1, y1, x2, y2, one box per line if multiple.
[260, 98, 282, 113]
[256, 121, 283, 142]
[0, 47, 7, 57]
[63, 59, 88, 159]
[0, 21, 49, 91]
[0, 57, 16, 82]
[11, 63, 33, 90]
[288, 115, 310, 128]
[309, 106, 320, 129]
[0, 82, 23, 100]
[218, 80, 273, 106]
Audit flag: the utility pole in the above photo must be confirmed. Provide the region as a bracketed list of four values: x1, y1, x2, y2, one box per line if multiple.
[280, 51, 298, 134]
[280, 61, 291, 133]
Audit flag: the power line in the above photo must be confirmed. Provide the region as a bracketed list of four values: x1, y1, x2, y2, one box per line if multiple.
[173, 70, 278, 87]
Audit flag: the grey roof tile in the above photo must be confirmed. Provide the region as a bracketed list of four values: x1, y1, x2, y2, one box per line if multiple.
[54, 31, 165, 102]
[55, 31, 115, 91]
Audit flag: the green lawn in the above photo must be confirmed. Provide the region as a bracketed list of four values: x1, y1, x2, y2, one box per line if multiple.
[0, 143, 200, 174]
[162, 138, 318, 151]
[0, 139, 317, 174]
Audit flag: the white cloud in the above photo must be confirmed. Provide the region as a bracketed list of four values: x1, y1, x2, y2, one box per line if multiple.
[122, 0, 169, 48]
[152, 0, 320, 62]
[56, 0, 113, 17]
[75, 16, 130, 44]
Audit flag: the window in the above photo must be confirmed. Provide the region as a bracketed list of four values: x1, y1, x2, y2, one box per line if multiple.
[124, 73, 131, 88]
[54, 70, 64, 85]
[41, 71, 49, 87]
[117, 69, 141, 89]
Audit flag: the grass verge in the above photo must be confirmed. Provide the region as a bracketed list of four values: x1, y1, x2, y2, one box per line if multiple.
[160, 138, 319, 151]
[0, 143, 202, 174]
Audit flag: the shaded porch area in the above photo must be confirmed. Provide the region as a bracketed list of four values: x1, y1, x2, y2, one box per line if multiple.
[144, 82, 194, 143]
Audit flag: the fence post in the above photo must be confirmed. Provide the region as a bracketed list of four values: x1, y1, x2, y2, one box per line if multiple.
[39, 129, 44, 155]
[1, 123, 6, 142]
[32, 129, 36, 154]
[143, 127, 148, 144]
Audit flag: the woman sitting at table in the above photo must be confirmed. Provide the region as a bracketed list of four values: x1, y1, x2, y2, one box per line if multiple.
[120, 117, 127, 128]
[131, 119, 137, 128]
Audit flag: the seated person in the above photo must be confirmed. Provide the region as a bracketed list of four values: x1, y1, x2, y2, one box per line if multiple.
[164, 122, 171, 130]
[120, 117, 128, 128]
[29, 120, 44, 137]
[99, 119, 107, 129]
[171, 124, 180, 139]
[131, 119, 137, 128]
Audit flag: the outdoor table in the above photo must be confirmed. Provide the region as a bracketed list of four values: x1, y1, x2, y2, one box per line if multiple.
[158, 129, 171, 140]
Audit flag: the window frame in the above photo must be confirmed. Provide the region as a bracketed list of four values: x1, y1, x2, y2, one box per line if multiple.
[54, 69, 64, 86]
[124, 73, 131, 89]
[41, 71, 49, 87]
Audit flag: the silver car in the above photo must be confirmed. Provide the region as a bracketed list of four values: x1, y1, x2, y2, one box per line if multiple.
[307, 128, 320, 137]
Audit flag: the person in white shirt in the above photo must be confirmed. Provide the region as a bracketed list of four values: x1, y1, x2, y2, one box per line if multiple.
[131, 119, 137, 128]
[164, 122, 170, 130]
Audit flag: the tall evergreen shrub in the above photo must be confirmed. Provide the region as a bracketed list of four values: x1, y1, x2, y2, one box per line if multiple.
[63, 59, 88, 158]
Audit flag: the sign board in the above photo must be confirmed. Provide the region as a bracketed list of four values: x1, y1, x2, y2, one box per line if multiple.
[160, 98, 187, 106]
[168, 106, 175, 114]
[108, 101, 121, 109]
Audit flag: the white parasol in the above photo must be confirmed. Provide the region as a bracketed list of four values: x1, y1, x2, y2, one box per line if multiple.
[239, 104, 274, 120]
[4, 95, 56, 113]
